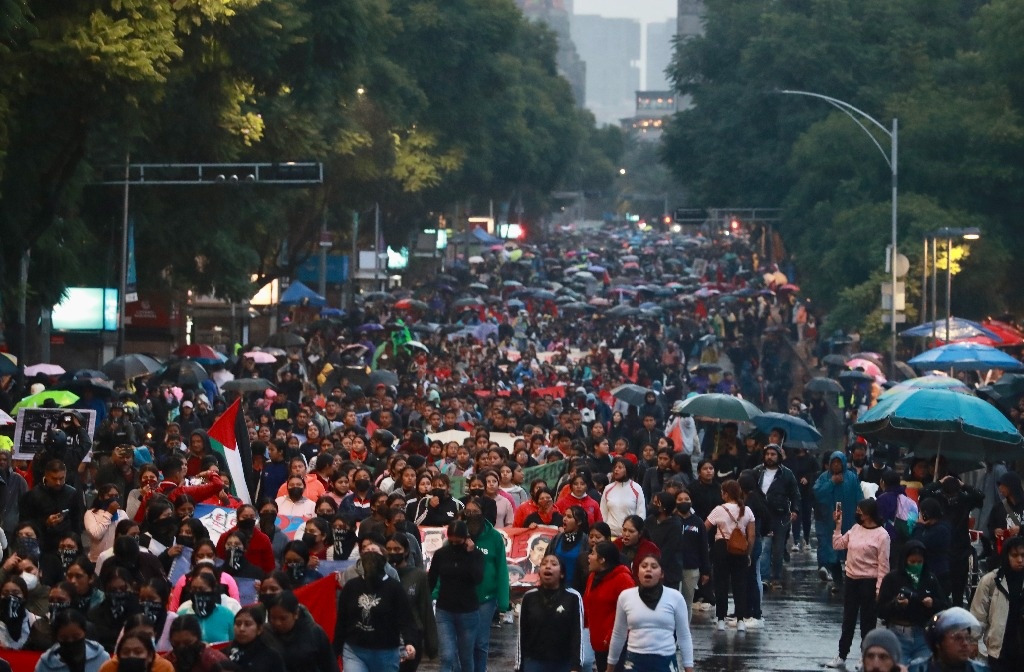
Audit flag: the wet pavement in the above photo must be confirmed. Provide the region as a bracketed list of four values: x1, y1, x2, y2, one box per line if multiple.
[420, 545, 850, 672]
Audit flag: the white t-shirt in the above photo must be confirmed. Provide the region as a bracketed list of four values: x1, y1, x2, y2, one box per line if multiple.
[706, 502, 756, 541]
[760, 468, 778, 495]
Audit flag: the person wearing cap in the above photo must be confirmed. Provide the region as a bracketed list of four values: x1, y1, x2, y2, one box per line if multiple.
[752, 442, 801, 590]
[95, 402, 138, 458]
[860, 628, 903, 672]
[969, 535, 1024, 672]
[176, 399, 203, 437]
[907, 607, 986, 672]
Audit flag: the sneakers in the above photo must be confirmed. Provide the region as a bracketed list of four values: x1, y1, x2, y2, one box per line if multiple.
[717, 620, 726, 631]
[801, 541, 810, 552]
[737, 620, 746, 632]
[742, 617, 763, 629]
[725, 616, 738, 627]
[769, 580, 783, 591]
[824, 655, 846, 668]
[501, 611, 514, 624]
[791, 543, 801, 553]
[818, 567, 833, 583]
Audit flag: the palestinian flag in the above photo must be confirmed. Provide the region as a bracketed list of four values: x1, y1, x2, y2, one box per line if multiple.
[208, 398, 253, 504]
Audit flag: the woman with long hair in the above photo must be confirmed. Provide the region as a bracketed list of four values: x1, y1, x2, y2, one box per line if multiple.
[517, 555, 585, 672]
[970, 535, 1024, 672]
[614, 515, 661, 580]
[600, 458, 645, 537]
[98, 626, 174, 672]
[545, 505, 591, 592]
[582, 541, 635, 672]
[35, 609, 110, 672]
[555, 473, 602, 526]
[175, 571, 233, 644]
[606, 554, 694, 672]
[161, 614, 228, 672]
[825, 497, 891, 669]
[427, 520, 483, 672]
[705, 479, 756, 631]
[222, 605, 286, 672]
[385, 533, 437, 672]
[261, 591, 338, 672]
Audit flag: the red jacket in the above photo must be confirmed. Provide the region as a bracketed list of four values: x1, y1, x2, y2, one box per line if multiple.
[583, 563, 635, 653]
[614, 537, 661, 579]
[215, 525, 276, 573]
[554, 492, 603, 526]
[133, 475, 224, 523]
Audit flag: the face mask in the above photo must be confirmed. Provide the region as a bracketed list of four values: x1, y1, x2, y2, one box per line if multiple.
[469, 488, 485, 498]
[140, 600, 164, 625]
[259, 511, 277, 525]
[301, 533, 319, 548]
[226, 547, 244, 571]
[178, 536, 195, 549]
[57, 638, 87, 666]
[96, 498, 118, 511]
[191, 591, 216, 618]
[288, 487, 305, 500]
[258, 592, 276, 607]
[108, 591, 130, 620]
[195, 556, 216, 568]
[57, 548, 77, 570]
[156, 518, 177, 535]
[21, 573, 39, 591]
[0, 595, 24, 621]
[676, 503, 692, 515]
[464, 512, 482, 524]
[355, 479, 371, 492]
[118, 657, 148, 672]
[388, 553, 405, 566]
[905, 562, 924, 586]
[173, 643, 203, 670]
[48, 600, 70, 623]
[236, 518, 256, 532]
[286, 561, 306, 583]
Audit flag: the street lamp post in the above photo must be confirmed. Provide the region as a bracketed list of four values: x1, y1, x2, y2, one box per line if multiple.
[779, 90, 899, 376]
[927, 227, 980, 343]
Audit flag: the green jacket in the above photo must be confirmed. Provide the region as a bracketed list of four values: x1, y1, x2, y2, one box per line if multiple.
[470, 518, 510, 612]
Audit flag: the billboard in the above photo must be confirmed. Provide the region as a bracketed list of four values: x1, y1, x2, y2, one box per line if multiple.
[51, 287, 118, 331]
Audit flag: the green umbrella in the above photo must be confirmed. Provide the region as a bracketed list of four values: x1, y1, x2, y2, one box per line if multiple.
[12, 389, 80, 413]
[672, 393, 763, 422]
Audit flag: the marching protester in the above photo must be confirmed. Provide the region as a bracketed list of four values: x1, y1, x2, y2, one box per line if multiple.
[516, 555, 584, 672]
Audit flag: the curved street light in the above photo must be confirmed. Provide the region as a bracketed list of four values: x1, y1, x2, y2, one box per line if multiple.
[779, 90, 899, 376]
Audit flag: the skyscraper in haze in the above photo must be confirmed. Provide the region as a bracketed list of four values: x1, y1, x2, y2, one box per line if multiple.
[646, 18, 676, 90]
[515, 0, 587, 107]
[571, 15, 641, 125]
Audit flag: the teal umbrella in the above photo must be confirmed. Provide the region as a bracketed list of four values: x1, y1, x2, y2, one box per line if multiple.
[854, 388, 1023, 466]
[752, 412, 822, 449]
[673, 393, 762, 423]
[907, 342, 1022, 372]
[878, 375, 973, 399]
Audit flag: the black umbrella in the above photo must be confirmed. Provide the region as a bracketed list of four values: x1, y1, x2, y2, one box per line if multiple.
[264, 332, 305, 348]
[61, 369, 112, 383]
[606, 305, 640, 318]
[56, 377, 115, 397]
[804, 377, 844, 394]
[102, 354, 163, 382]
[221, 378, 276, 393]
[368, 370, 400, 387]
[362, 291, 394, 304]
[822, 354, 848, 367]
[839, 370, 875, 384]
[611, 384, 656, 407]
[158, 360, 209, 388]
[451, 297, 484, 309]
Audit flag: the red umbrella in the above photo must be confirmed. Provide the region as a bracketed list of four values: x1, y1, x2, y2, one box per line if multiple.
[173, 344, 224, 361]
[982, 320, 1024, 347]
[778, 283, 801, 293]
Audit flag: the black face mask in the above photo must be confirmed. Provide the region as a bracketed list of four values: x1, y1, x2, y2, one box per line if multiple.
[388, 553, 405, 566]
[226, 547, 244, 571]
[301, 533, 319, 548]
[259, 511, 278, 526]
[676, 503, 692, 515]
[173, 643, 203, 671]
[48, 600, 70, 624]
[236, 517, 256, 532]
[469, 488, 485, 498]
[71, 592, 92, 613]
[57, 638, 87, 667]
[288, 487, 305, 500]
[118, 657, 148, 672]
[285, 561, 306, 583]
[355, 479, 371, 492]
[178, 536, 195, 549]
[107, 590, 131, 621]
[58, 549, 78, 570]
[191, 591, 216, 618]
[0, 595, 24, 623]
[258, 592, 276, 607]
[140, 600, 164, 625]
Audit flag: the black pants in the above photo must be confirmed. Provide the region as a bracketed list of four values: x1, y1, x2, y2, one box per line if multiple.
[949, 551, 969, 608]
[838, 577, 878, 658]
[712, 539, 749, 621]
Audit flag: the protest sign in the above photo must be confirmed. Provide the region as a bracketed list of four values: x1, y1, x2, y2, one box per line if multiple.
[13, 407, 97, 460]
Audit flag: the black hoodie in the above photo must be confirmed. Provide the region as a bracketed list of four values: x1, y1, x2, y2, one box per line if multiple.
[877, 540, 949, 626]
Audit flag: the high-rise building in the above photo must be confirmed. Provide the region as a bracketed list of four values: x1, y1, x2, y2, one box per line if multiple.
[676, 0, 706, 110]
[571, 15, 641, 125]
[646, 19, 676, 91]
[515, 0, 587, 107]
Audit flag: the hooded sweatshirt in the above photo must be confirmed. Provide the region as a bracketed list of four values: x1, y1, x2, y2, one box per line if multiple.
[877, 540, 949, 626]
[812, 451, 864, 529]
[469, 517, 511, 612]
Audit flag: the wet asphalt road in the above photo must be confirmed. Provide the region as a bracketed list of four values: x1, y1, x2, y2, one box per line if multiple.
[419, 545, 850, 672]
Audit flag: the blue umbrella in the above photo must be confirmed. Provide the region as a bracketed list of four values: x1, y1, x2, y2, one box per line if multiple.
[907, 343, 1023, 372]
[752, 412, 822, 449]
[900, 318, 999, 340]
[507, 299, 525, 309]
[855, 388, 1023, 464]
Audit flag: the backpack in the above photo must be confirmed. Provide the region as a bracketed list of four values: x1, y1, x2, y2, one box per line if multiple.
[893, 494, 918, 540]
[726, 507, 749, 556]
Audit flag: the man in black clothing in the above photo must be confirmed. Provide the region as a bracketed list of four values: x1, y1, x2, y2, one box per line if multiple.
[19, 459, 85, 552]
[752, 444, 801, 588]
[94, 444, 138, 507]
[641, 449, 673, 503]
[918, 475, 983, 607]
[631, 413, 661, 456]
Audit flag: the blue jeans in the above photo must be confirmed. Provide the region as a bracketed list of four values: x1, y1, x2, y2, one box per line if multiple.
[758, 534, 772, 584]
[889, 624, 930, 665]
[623, 651, 678, 672]
[343, 644, 401, 672]
[474, 598, 498, 672]
[765, 516, 791, 581]
[745, 533, 764, 618]
[436, 609, 479, 672]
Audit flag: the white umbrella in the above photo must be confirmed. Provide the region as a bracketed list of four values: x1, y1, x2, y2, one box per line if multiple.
[244, 351, 278, 364]
[0, 409, 14, 426]
[24, 363, 66, 377]
[468, 255, 485, 264]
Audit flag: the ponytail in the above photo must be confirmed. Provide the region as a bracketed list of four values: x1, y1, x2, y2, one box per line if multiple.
[720, 479, 745, 517]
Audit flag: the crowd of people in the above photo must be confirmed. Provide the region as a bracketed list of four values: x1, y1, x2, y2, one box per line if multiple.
[0, 226, 1020, 672]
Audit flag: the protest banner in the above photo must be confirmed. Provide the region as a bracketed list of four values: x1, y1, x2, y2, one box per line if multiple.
[13, 407, 97, 460]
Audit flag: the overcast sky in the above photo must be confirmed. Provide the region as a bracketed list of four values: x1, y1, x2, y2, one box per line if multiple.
[573, 0, 676, 24]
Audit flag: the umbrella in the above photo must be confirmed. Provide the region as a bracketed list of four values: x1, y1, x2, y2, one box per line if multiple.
[908, 343, 1023, 371]
[689, 363, 722, 374]
[611, 384, 656, 407]
[24, 363, 65, 377]
[356, 323, 385, 333]
[881, 375, 973, 398]
[394, 298, 429, 312]
[173, 344, 227, 365]
[502, 280, 524, 288]
[221, 378, 276, 393]
[11, 389, 80, 413]
[264, 332, 305, 348]
[468, 255, 485, 264]
[158, 360, 209, 388]
[0, 353, 16, 377]
[822, 354, 848, 367]
[900, 318, 1000, 341]
[977, 373, 1024, 409]
[243, 351, 279, 364]
[804, 377, 844, 394]
[56, 376, 115, 397]
[102, 354, 163, 381]
[404, 341, 430, 353]
[839, 369, 875, 384]
[854, 388, 1023, 464]
[469, 282, 490, 292]
[362, 291, 393, 303]
[673, 393, 763, 422]
[368, 370, 400, 388]
[0, 409, 13, 426]
[777, 283, 801, 293]
[846, 358, 885, 381]
[752, 412, 822, 449]
[980, 319, 1024, 347]
[451, 297, 484, 309]
[260, 347, 287, 357]
[507, 299, 526, 310]
[61, 369, 112, 383]
[605, 305, 640, 318]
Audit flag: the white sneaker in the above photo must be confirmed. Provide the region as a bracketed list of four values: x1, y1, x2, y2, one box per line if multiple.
[717, 619, 726, 631]
[501, 611, 514, 624]
[801, 541, 810, 552]
[818, 567, 833, 582]
[737, 620, 746, 632]
[791, 543, 801, 553]
[725, 616, 738, 627]
[742, 617, 763, 629]
[824, 655, 846, 668]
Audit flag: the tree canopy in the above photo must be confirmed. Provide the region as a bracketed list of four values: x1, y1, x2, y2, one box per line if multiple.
[662, 0, 1024, 350]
